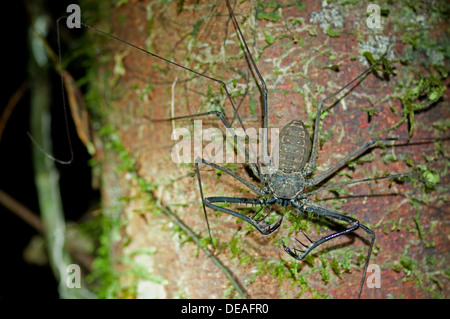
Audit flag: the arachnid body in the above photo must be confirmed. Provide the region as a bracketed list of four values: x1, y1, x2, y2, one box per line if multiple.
[66, 0, 449, 298]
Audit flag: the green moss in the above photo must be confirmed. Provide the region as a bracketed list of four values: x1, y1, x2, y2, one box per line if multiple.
[325, 27, 340, 38]
[115, 0, 129, 6]
[378, 72, 446, 136]
[390, 244, 444, 298]
[86, 213, 127, 298]
[256, 0, 305, 22]
[319, 256, 331, 283]
[329, 257, 342, 276]
[416, 164, 440, 185]
[322, 63, 342, 72]
[257, 9, 280, 22]
[265, 32, 275, 45]
[223, 284, 237, 299]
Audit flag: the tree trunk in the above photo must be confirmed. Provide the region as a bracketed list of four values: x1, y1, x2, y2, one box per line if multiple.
[84, 0, 448, 299]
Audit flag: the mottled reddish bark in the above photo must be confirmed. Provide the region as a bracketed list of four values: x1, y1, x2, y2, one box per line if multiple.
[94, 0, 448, 299]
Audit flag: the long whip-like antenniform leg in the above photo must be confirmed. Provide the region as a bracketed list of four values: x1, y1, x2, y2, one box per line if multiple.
[58, 12, 266, 179]
[307, 137, 441, 187]
[194, 161, 215, 249]
[195, 158, 265, 196]
[153, 111, 262, 181]
[306, 173, 443, 197]
[194, 156, 267, 249]
[305, 55, 389, 176]
[226, 0, 270, 163]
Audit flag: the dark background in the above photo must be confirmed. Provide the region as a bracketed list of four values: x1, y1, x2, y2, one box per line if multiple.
[0, 0, 98, 299]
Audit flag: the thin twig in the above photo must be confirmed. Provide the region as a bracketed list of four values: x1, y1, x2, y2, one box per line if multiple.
[0, 81, 28, 144]
[0, 189, 93, 271]
[0, 189, 43, 233]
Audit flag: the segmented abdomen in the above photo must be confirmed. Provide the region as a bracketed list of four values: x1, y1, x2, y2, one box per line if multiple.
[278, 119, 311, 173]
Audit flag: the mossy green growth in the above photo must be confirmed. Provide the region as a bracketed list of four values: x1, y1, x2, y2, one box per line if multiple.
[256, 0, 305, 22]
[362, 51, 397, 77]
[381, 73, 446, 136]
[416, 164, 440, 185]
[86, 213, 127, 298]
[319, 256, 331, 283]
[379, 0, 449, 137]
[390, 244, 444, 298]
[265, 32, 276, 45]
[325, 27, 340, 38]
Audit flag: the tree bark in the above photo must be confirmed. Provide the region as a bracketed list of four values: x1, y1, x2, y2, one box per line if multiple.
[86, 0, 449, 299]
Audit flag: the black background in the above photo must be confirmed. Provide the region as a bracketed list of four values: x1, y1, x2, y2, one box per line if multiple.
[0, 0, 97, 299]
